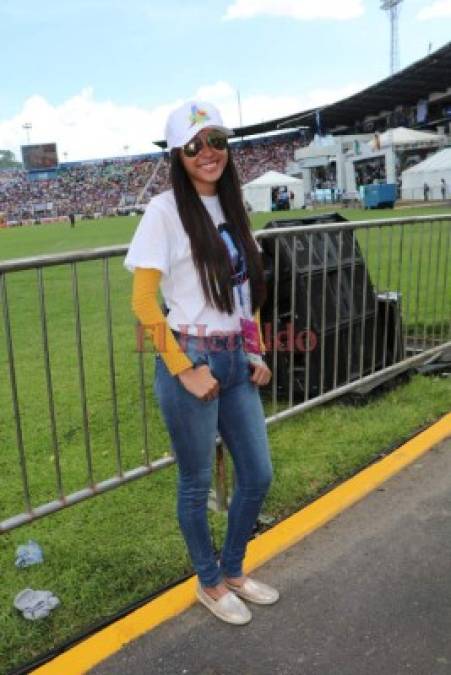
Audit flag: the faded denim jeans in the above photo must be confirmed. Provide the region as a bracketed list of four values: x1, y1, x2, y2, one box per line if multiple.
[154, 333, 273, 587]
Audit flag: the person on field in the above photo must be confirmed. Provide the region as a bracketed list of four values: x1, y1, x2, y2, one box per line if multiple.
[124, 100, 278, 625]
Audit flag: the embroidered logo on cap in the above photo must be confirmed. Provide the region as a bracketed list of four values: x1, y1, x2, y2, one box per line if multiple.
[189, 105, 210, 127]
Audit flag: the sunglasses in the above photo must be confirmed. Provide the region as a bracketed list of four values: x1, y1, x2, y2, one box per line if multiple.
[182, 131, 228, 158]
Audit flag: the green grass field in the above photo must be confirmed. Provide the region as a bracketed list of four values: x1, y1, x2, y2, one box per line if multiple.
[0, 204, 450, 674]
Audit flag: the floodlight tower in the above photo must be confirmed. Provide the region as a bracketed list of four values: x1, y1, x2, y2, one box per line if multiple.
[380, 0, 403, 74]
[22, 122, 32, 144]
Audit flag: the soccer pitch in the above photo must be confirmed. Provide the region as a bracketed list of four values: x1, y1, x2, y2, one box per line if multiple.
[0, 205, 450, 673]
[0, 204, 450, 516]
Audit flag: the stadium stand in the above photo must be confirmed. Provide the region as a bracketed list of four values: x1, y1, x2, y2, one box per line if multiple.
[0, 157, 159, 222]
[0, 133, 306, 222]
[0, 42, 449, 224]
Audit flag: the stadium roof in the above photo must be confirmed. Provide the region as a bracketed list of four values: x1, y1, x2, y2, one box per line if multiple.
[297, 41, 451, 133]
[154, 41, 451, 148]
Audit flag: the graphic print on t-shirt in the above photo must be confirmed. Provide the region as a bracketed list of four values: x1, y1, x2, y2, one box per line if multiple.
[217, 223, 251, 318]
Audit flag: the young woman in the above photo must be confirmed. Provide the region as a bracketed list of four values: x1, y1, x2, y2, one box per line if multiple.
[124, 101, 278, 625]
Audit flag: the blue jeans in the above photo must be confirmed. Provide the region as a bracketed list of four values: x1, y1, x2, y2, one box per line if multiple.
[154, 333, 273, 587]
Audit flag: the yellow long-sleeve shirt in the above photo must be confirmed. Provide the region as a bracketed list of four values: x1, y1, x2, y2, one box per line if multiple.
[132, 267, 265, 376]
[132, 268, 193, 375]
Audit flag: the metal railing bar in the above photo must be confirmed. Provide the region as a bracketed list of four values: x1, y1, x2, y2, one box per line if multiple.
[2, 215, 451, 274]
[403, 224, 415, 349]
[430, 222, 442, 347]
[393, 224, 405, 363]
[271, 238, 280, 414]
[371, 226, 383, 373]
[0, 455, 175, 533]
[320, 233, 328, 396]
[359, 228, 370, 379]
[138, 346, 150, 465]
[413, 224, 425, 352]
[288, 235, 297, 408]
[422, 222, 434, 350]
[265, 340, 451, 428]
[381, 226, 394, 368]
[439, 223, 450, 342]
[0, 273, 32, 512]
[71, 262, 94, 486]
[333, 231, 343, 389]
[36, 268, 63, 498]
[305, 233, 313, 401]
[346, 229, 356, 382]
[255, 214, 451, 240]
[0, 245, 129, 273]
[103, 258, 122, 476]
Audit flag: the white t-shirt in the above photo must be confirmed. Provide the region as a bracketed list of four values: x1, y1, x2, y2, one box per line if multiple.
[124, 189, 252, 335]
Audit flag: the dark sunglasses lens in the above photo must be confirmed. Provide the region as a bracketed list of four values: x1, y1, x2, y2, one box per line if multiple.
[183, 138, 202, 157]
[208, 133, 227, 150]
[183, 133, 227, 157]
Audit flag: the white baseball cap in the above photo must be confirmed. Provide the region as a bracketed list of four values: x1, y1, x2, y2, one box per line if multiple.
[165, 100, 234, 151]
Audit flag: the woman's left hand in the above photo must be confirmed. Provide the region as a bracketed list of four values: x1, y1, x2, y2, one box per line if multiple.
[249, 360, 272, 387]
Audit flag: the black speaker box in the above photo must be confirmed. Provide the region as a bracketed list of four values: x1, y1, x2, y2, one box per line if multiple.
[260, 215, 403, 399]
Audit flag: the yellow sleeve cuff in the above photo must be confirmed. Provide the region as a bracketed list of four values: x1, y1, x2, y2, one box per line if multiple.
[253, 308, 266, 354]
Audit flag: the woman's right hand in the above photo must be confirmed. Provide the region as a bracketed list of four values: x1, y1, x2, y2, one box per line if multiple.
[178, 365, 219, 401]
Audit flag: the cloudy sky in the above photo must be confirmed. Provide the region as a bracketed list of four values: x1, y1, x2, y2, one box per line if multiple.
[1, 0, 450, 162]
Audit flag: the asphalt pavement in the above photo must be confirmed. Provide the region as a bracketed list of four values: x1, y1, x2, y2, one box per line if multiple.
[90, 437, 451, 675]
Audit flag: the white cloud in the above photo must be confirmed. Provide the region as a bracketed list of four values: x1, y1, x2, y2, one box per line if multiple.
[0, 88, 176, 162]
[223, 0, 364, 21]
[0, 80, 367, 163]
[417, 0, 451, 19]
[191, 81, 367, 131]
[237, 82, 367, 129]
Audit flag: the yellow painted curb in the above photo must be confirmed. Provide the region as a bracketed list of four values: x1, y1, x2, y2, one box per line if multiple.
[32, 412, 451, 675]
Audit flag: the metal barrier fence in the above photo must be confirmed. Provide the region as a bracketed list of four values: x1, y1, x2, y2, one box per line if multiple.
[1, 215, 450, 533]
[401, 187, 449, 202]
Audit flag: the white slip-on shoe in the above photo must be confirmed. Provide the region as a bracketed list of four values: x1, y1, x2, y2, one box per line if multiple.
[196, 585, 252, 625]
[225, 577, 280, 605]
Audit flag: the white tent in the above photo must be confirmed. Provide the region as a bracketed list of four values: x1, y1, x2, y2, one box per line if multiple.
[369, 127, 442, 150]
[242, 171, 304, 212]
[401, 148, 451, 201]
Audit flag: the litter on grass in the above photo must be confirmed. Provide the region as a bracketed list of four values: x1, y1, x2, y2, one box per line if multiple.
[14, 588, 60, 621]
[15, 540, 44, 568]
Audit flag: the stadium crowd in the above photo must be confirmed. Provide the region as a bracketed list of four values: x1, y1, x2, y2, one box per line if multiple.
[232, 134, 304, 183]
[0, 158, 157, 221]
[0, 132, 305, 223]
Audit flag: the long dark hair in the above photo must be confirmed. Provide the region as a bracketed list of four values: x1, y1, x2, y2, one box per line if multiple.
[170, 147, 266, 314]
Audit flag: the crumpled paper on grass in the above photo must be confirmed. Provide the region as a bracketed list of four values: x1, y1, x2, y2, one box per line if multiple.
[15, 540, 43, 568]
[14, 588, 60, 621]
